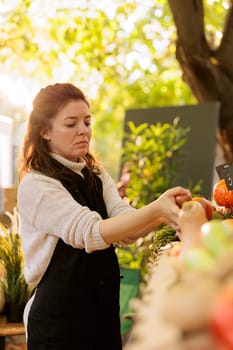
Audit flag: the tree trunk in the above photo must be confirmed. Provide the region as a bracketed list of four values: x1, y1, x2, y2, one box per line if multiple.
[168, 0, 233, 161]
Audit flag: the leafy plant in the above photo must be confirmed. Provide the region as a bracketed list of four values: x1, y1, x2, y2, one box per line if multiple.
[117, 117, 202, 277]
[122, 117, 191, 207]
[0, 209, 29, 305]
[150, 224, 177, 260]
[117, 234, 154, 278]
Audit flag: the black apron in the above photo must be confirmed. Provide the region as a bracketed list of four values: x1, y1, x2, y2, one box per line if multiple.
[27, 165, 122, 350]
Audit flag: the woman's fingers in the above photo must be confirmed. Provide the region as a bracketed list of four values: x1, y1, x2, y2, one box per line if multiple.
[175, 193, 191, 207]
[158, 187, 191, 227]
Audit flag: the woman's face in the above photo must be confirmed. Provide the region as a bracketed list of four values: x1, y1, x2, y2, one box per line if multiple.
[42, 99, 92, 161]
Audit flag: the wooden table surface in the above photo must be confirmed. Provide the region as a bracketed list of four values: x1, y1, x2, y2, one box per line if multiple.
[0, 316, 25, 349]
[0, 316, 25, 336]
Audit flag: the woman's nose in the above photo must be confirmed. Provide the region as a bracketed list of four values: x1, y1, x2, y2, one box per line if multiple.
[77, 123, 86, 135]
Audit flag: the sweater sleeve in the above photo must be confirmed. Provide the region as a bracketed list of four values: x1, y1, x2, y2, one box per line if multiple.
[100, 169, 134, 217]
[18, 172, 110, 254]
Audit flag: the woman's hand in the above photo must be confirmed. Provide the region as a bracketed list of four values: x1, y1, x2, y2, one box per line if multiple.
[155, 187, 192, 230]
[100, 186, 191, 244]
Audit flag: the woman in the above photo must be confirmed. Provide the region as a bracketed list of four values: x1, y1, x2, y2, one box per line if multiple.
[17, 82, 191, 350]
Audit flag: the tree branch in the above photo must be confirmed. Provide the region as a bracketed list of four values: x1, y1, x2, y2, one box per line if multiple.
[168, 0, 217, 102]
[168, 0, 209, 54]
[217, 0, 233, 79]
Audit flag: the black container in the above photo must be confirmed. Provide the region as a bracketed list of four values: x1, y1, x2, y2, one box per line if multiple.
[5, 303, 25, 323]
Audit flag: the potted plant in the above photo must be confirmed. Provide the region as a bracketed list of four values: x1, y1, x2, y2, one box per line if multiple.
[0, 208, 30, 322]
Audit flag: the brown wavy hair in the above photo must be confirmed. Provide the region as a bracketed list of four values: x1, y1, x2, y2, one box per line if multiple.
[18, 83, 100, 180]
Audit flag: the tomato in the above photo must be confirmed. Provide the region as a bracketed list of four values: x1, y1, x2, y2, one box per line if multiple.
[192, 196, 213, 220]
[213, 179, 233, 208]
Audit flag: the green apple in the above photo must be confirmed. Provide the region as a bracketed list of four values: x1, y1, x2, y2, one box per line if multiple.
[182, 247, 216, 271]
[201, 220, 233, 257]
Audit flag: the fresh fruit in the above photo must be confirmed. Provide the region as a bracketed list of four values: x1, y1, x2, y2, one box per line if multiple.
[201, 220, 233, 257]
[182, 247, 216, 271]
[210, 284, 233, 349]
[192, 196, 213, 220]
[223, 219, 233, 231]
[178, 201, 208, 254]
[213, 179, 233, 208]
[176, 194, 190, 207]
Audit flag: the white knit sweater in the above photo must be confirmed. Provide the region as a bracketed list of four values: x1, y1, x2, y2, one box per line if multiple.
[17, 154, 134, 288]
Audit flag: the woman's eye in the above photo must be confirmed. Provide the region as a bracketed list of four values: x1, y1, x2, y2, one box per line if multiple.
[85, 122, 91, 127]
[66, 124, 75, 128]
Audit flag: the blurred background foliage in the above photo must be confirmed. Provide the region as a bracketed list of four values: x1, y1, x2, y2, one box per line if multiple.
[116, 118, 202, 276]
[122, 118, 191, 207]
[0, 0, 228, 181]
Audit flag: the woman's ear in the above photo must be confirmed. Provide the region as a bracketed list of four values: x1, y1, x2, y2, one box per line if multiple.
[40, 130, 51, 141]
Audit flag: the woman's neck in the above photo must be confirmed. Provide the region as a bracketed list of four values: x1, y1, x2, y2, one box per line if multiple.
[50, 153, 86, 174]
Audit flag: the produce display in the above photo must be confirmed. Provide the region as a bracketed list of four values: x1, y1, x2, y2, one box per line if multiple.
[126, 182, 233, 350]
